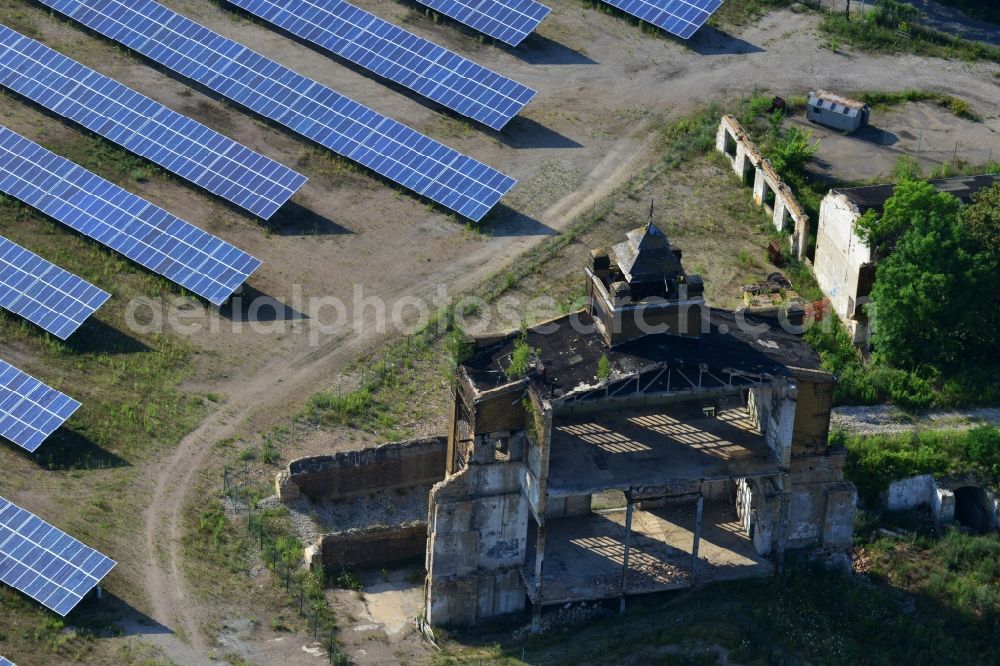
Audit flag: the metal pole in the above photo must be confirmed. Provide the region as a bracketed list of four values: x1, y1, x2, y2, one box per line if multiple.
[691, 494, 703, 585]
[620, 499, 634, 614]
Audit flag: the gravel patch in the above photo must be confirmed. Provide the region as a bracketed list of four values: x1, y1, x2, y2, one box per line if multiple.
[831, 405, 1000, 436]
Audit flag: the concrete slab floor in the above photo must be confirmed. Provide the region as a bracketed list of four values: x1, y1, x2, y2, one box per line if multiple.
[547, 406, 781, 496]
[526, 502, 773, 606]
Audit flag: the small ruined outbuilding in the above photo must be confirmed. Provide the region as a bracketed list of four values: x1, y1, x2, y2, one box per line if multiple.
[424, 219, 856, 627]
[805, 90, 870, 134]
[813, 173, 1000, 344]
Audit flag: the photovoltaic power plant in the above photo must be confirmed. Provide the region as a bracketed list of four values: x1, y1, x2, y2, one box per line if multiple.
[0, 25, 307, 220]
[0, 235, 110, 340]
[0, 126, 262, 306]
[38, 0, 517, 221]
[598, 0, 722, 39]
[0, 495, 117, 616]
[226, 0, 536, 130]
[0, 359, 80, 453]
[411, 0, 550, 47]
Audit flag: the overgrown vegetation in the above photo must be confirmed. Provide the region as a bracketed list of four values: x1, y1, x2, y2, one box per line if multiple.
[857, 89, 979, 121]
[821, 0, 1000, 64]
[435, 551, 999, 664]
[710, 0, 794, 26]
[839, 426, 1000, 504]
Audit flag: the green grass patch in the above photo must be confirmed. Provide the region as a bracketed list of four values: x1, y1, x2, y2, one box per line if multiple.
[840, 425, 1000, 505]
[821, 9, 1000, 64]
[857, 89, 980, 120]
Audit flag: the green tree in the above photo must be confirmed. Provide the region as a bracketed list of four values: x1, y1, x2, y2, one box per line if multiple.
[869, 186, 999, 370]
[964, 182, 1000, 259]
[855, 179, 961, 257]
[767, 127, 819, 181]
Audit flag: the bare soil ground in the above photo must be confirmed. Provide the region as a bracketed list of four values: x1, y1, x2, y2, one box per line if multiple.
[791, 101, 1000, 183]
[1, 1, 999, 664]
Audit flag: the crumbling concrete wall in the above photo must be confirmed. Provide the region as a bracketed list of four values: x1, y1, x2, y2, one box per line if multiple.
[786, 450, 857, 551]
[306, 522, 427, 571]
[425, 459, 530, 626]
[276, 437, 447, 502]
[813, 191, 874, 344]
[885, 474, 1000, 528]
[716, 115, 809, 260]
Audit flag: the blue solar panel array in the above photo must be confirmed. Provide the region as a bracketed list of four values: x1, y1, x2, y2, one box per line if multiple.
[38, 0, 517, 221]
[226, 0, 536, 130]
[0, 359, 80, 453]
[0, 495, 116, 616]
[0, 235, 110, 340]
[0, 25, 307, 220]
[0, 126, 262, 305]
[598, 0, 722, 39]
[412, 0, 551, 46]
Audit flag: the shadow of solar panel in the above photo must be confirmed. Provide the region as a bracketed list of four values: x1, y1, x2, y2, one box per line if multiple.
[0, 496, 116, 616]
[412, 0, 551, 46]
[598, 0, 722, 39]
[0, 235, 110, 339]
[226, 0, 536, 130]
[0, 126, 262, 306]
[0, 25, 307, 220]
[0, 359, 80, 453]
[38, 0, 516, 222]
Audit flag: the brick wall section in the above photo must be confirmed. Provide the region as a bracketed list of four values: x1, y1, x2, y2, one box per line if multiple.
[315, 522, 428, 570]
[277, 436, 447, 501]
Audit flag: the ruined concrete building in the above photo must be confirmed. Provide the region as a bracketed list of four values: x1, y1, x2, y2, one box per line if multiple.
[813, 173, 1000, 344]
[424, 220, 856, 627]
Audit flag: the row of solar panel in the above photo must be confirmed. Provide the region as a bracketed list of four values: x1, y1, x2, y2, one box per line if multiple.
[0, 358, 79, 454]
[227, 0, 536, 130]
[0, 655, 14, 666]
[0, 235, 109, 340]
[0, 25, 307, 221]
[37, 0, 517, 222]
[0, 495, 116, 616]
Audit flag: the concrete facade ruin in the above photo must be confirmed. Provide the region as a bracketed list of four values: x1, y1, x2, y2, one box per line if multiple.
[813, 174, 1000, 344]
[423, 221, 856, 628]
[276, 437, 447, 571]
[715, 115, 809, 261]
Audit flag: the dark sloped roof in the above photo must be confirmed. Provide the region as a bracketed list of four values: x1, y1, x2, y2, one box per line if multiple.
[611, 222, 684, 283]
[836, 174, 1000, 214]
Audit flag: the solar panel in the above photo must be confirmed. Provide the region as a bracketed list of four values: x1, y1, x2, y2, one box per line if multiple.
[411, 0, 551, 47]
[0, 495, 116, 616]
[38, 0, 517, 222]
[0, 358, 80, 453]
[0, 235, 110, 340]
[0, 25, 307, 220]
[0, 656, 14, 666]
[0, 126, 262, 306]
[226, 0, 536, 130]
[598, 0, 722, 39]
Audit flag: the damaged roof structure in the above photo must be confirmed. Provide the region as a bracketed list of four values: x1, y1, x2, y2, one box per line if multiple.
[424, 219, 857, 628]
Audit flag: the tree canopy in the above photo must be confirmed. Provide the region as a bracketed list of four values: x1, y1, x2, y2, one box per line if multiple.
[868, 181, 1000, 371]
[855, 179, 961, 257]
[964, 182, 1000, 259]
